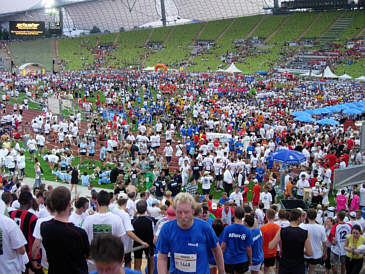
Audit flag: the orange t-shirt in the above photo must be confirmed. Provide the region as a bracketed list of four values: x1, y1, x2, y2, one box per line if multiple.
[285, 182, 293, 196]
[260, 223, 281, 258]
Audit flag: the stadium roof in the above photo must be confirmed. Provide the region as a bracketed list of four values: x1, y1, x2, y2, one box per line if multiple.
[0, 0, 274, 32]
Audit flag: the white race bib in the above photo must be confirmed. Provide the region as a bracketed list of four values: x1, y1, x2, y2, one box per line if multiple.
[174, 253, 197, 273]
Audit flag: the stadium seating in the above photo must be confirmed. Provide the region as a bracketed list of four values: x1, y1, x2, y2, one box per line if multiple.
[51, 10, 365, 75]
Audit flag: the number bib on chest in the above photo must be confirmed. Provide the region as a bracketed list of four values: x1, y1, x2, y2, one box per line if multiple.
[174, 253, 197, 272]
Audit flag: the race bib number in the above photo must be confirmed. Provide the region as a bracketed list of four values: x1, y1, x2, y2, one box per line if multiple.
[175, 253, 197, 272]
[132, 174, 137, 179]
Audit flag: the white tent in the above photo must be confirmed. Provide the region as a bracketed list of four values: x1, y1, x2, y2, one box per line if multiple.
[299, 71, 310, 76]
[355, 76, 365, 82]
[338, 74, 352, 80]
[143, 66, 155, 71]
[311, 72, 322, 77]
[217, 69, 225, 72]
[322, 66, 338, 78]
[224, 63, 242, 73]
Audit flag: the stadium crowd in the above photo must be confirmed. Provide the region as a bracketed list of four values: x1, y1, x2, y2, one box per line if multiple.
[0, 69, 364, 274]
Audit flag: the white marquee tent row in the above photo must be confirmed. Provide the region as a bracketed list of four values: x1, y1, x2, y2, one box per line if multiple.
[300, 66, 365, 81]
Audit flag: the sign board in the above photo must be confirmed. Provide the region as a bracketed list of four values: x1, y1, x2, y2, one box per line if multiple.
[333, 164, 365, 189]
[9, 21, 45, 37]
[47, 97, 60, 115]
[206, 132, 232, 143]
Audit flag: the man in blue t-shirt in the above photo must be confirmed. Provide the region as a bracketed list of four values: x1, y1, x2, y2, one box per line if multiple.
[245, 214, 264, 274]
[218, 192, 230, 205]
[156, 192, 224, 274]
[256, 164, 265, 183]
[221, 207, 253, 274]
[90, 234, 141, 274]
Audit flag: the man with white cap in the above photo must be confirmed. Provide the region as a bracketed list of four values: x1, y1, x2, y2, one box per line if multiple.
[347, 212, 362, 229]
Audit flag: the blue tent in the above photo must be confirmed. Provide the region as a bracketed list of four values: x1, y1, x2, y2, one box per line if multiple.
[272, 149, 306, 165]
[317, 119, 340, 126]
[343, 108, 363, 115]
[256, 70, 267, 75]
[294, 116, 315, 122]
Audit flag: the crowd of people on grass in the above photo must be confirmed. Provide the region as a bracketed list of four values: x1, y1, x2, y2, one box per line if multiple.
[0, 68, 364, 273]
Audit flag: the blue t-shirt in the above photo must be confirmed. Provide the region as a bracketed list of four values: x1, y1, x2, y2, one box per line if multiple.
[256, 168, 265, 182]
[222, 223, 253, 264]
[266, 153, 274, 169]
[247, 146, 255, 157]
[218, 197, 230, 204]
[156, 218, 218, 274]
[251, 227, 264, 265]
[90, 267, 140, 274]
[81, 175, 90, 186]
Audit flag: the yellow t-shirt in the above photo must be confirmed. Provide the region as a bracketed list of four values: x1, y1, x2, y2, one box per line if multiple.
[346, 234, 365, 259]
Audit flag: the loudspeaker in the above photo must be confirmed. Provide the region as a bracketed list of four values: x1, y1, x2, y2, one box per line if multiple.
[280, 199, 308, 211]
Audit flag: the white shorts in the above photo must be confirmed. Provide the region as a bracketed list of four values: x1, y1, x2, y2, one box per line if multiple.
[249, 263, 262, 272]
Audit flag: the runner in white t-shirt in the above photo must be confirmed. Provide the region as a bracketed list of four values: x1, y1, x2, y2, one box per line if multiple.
[299, 208, 327, 273]
[0, 214, 27, 273]
[82, 191, 125, 243]
[229, 186, 243, 207]
[259, 186, 272, 210]
[109, 195, 149, 268]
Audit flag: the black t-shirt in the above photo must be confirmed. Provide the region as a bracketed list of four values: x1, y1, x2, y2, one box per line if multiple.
[168, 181, 180, 196]
[71, 169, 79, 184]
[110, 167, 121, 183]
[41, 219, 89, 274]
[280, 226, 308, 268]
[269, 188, 276, 203]
[132, 215, 155, 247]
[130, 145, 139, 157]
[192, 165, 200, 176]
[154, 181, 165, 197]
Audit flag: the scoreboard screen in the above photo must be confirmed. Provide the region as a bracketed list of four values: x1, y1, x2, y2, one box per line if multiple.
[9, 21, 45, 37]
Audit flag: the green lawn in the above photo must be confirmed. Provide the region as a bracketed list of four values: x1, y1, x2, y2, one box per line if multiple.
[10, 39, 53, 71]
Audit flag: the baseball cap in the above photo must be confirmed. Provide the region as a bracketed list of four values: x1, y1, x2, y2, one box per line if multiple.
[315, 182, 320, 187]
[118, 193, 128, 199]
[167, 206, 176, 221]
[350, 211, 356, 218]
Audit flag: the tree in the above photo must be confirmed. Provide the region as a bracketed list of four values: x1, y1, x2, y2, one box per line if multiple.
[90, 26, 101, 33]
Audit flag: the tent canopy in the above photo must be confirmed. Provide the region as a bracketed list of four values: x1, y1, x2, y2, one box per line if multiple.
[339, 74, 352, 80]
[322, 66, 338, 78]
[225, 63, 242, 73]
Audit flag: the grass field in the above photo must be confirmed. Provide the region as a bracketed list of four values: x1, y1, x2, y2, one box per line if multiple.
[10, 39, 53, 71]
